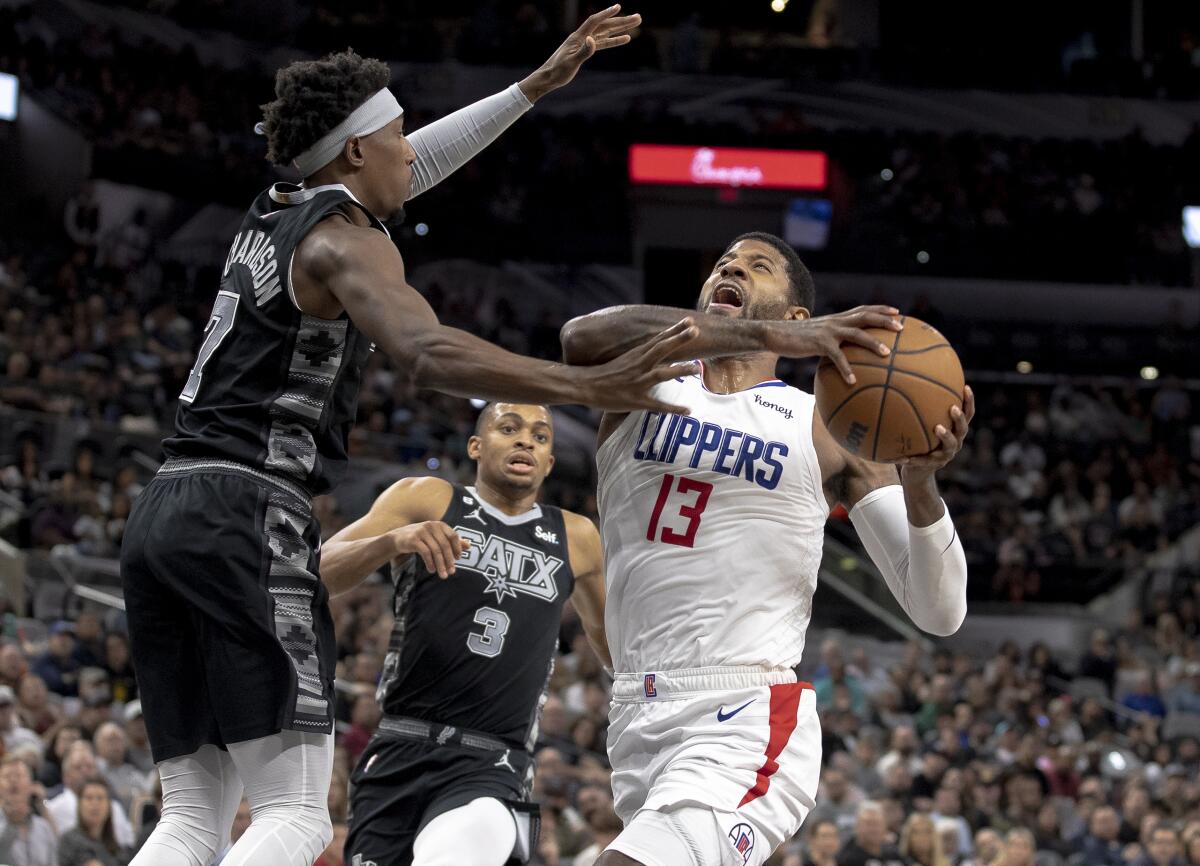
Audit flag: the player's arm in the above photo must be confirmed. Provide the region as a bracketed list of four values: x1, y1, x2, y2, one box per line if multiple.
[564, 511, 612, 669]
[297, 219, 698, 414]
[320, 477, 464, 596]
[406, 7, 641, 200]
[815, 388, 975, 637]
[562, 304, 900, 383]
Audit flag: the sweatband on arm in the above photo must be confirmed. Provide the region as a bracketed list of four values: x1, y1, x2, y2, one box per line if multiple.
[405, 83, 533, 200]
[848, 484, 968, 637]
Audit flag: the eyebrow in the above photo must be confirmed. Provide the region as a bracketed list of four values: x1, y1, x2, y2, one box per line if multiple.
[717, 252, 776, 266]
[496, 414, 552, 429]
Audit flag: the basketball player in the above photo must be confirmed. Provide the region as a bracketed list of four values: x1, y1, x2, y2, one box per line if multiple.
[559, 232, 972, 866]
[319, 403, 606, 866]
[119, 12, 703, 866]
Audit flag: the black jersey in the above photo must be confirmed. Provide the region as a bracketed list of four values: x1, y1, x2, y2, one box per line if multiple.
[162, 182, 387, 495]
[378, 484, 576, 749]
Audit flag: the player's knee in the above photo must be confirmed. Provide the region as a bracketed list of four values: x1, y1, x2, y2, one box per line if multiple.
[150, 811, 225, 865]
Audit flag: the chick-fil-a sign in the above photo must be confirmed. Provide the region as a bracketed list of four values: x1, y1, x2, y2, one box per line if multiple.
[629, 144, 827, 190]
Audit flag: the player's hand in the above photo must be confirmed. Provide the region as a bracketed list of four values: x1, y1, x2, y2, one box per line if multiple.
[571, 318, 700, 414]
[900, 385, 975, 476]
[518, 5, 642, 101]
[390, 521, 469, 579]
[769, 305, 902, 384]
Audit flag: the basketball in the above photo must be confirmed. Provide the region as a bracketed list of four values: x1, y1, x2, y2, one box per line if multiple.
[814, 316, 965, 463]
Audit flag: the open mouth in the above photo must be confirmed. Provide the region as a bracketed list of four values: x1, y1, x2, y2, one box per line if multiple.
[507, 452, 536, 474]
[710, 282, 745, 310]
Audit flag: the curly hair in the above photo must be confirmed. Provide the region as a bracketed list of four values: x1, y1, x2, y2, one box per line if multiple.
[259, 49, 392, 168]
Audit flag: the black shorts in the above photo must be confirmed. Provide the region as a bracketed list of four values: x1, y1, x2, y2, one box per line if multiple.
[120, 460, 335, 762]
[346, 734, 534, 866]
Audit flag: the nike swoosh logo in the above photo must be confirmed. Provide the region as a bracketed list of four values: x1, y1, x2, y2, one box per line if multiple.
[717, 699, 755, 722]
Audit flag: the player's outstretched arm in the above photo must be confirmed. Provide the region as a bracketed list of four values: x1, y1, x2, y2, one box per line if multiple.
[303, 221, 700, 414]
[815, 388, 975, 637]
[321, 477, 466, 596]
[564, 511, 612, 669]
[406, 6, 642, 200]
[562, 304, 900, 384]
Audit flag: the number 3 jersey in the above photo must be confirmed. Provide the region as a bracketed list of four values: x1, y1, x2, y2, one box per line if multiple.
[377, 484, 576, 748]
[596, 370, 827, 674]
[162, 183, 387, 495]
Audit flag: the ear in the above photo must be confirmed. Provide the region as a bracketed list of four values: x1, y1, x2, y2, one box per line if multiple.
[784, 305, 811, 322]
[466, 435, 482, 461]
[343, 135, 366, 168]
[545, 454, 556, 476]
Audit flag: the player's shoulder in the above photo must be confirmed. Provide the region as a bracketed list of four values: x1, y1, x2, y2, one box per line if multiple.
[375, 475, 454, 516]
[295, 211, 396, 280]
[561, 509, 599, 539]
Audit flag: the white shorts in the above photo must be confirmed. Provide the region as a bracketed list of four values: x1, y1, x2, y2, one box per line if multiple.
[605, 666, 821, 866]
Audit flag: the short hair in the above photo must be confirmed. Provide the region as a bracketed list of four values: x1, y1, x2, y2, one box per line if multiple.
[723, 231, 815, 312]
[259, 49, 392, 169]
[473, 403, 552, 437]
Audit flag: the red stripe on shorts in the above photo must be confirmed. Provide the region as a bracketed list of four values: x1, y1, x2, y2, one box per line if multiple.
[738, 681, 811, 808]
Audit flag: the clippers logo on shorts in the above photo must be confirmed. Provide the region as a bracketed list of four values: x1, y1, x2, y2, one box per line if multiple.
[452, 527, 564, 603]
[631, 412, 788, 490]
[728, 823, 755, 864]
[644, 674, 657, 698]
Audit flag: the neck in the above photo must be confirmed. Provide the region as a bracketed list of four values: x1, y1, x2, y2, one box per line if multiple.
[302, 169, 374, 224]
[701, 353, 779, 394]
[473, 477, 539, 516]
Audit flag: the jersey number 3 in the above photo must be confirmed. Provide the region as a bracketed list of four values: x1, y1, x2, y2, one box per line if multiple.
[646, 473, 713, 548]
[180, 290, 239, 403]
[467, 606, 510, 658]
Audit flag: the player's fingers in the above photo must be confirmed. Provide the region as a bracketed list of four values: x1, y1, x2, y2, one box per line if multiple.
[598, 12, 641, 34]
[963, 385, 976, 422]
[852, 311, 904, 331]
[594, 34, 632, 49]
[420, 530, 452, 578]
[580, 3, 620, 32]
[436, 525, 463, 573]
[933, 423, 958, 452]
[640, 318, 698, 364]
[823, 344, 856, 385]
[412, 538, 439, 576]
[838, 327, 890, 357]
[645, 360, 700, 385]
[950, 403, 968, 439]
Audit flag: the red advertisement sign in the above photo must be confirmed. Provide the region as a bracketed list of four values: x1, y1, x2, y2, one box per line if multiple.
[629, 144, 827, 190]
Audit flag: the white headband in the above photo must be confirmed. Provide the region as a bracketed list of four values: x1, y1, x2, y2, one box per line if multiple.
[258, 88, 403, 178]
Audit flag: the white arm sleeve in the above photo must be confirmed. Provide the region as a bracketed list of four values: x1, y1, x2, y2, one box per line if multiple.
[848, 484, 968, 637]
[405, 83, 533, 200]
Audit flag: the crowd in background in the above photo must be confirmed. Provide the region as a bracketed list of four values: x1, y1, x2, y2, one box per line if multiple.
[5, 3, 1200, 284]
[5, 580, 1200, 864]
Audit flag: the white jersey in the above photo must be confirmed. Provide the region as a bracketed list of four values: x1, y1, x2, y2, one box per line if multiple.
[596, 370, 827, 674]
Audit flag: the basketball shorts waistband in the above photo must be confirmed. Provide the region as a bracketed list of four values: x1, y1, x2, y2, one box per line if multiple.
[157, 457, 311, 507]
[612, 666, 811, 702]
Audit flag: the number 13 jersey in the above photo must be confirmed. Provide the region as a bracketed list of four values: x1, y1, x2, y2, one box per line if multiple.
[596, 370, 827, 674]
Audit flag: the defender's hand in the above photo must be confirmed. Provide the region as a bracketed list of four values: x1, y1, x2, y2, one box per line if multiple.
[519, 5, 642, 101]
[573, 318, 700, 414]
[390, 522, 469, 579]
[901, 385, 975, 476]
[768, 305, 902, 384]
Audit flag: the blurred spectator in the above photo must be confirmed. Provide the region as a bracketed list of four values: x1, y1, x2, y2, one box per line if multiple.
[838, 801, 903, 866]
[0, 685, 42, 758]
[31, 622, 81, 698]
[56, 778, 132, 866]
[1079, 806, 1125, 866]
[0, 755, 57, 866]
[45, 742, 135, 849]
[899, 812, 951, 866]
[93, 722, 149, 813]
